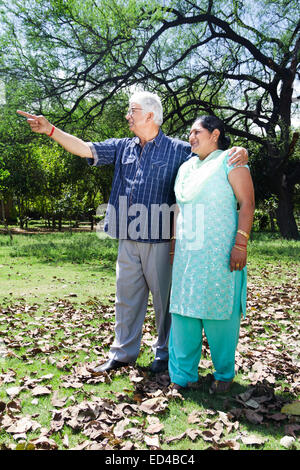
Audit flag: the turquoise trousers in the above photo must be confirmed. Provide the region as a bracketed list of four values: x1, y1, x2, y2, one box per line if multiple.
[169, 277, 242, 387]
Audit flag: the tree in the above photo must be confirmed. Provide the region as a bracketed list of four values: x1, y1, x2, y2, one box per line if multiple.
[1, 0, 299, 237]
[0, 152, 11, 236]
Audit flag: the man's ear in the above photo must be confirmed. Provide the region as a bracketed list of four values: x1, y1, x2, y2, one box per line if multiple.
[146, 111, 154, 122]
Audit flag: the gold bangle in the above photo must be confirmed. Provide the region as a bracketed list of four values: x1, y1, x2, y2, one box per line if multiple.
[233, 245, 247, 252]
[237, 229, 249, 240]
[170, 236, 176, 240]
[169, 251, 174, 255]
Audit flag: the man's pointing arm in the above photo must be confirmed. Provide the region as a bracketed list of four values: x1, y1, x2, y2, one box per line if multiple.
[17, 110, 93, 159]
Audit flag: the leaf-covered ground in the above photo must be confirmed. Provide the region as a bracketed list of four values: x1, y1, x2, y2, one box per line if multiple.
[0, 266, 299, 451]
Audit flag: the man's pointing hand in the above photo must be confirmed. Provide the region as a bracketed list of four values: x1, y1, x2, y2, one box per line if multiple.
[17, 110, 52, 135]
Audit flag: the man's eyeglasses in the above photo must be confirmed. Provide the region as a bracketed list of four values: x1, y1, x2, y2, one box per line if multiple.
[127, 107, 143, 116]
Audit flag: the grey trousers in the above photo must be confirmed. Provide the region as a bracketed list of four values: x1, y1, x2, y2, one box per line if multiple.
[108, 240, 172, 363]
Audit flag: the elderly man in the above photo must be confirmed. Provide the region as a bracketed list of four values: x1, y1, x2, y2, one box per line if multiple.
[17, 91, 248, 374]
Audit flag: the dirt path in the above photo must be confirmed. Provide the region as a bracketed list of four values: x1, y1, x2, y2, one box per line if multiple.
[0, 226, 93, 235]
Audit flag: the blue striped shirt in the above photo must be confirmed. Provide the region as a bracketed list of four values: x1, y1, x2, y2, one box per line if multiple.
[88, 129, 191, 242]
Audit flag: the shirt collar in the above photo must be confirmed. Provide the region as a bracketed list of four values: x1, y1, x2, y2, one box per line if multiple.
[152, 128, 165, 147]
[130, 136, 140, 147]
[130, 129, 165, 147]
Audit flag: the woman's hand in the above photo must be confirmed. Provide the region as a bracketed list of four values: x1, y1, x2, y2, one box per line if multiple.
[227, 147, 248, 166]
[230, 246, 247, 272]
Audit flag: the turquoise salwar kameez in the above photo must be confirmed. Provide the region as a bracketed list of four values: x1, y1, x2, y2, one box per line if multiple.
[169, 150, 249, 387]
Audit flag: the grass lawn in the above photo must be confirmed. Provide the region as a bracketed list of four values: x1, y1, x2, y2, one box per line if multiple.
[0, 230, 299, 451]
[0, 231, 117, 305]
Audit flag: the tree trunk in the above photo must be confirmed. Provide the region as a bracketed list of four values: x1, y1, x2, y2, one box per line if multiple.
[90, 215, 94, 231]
[17, 197, 24, 228]
[267, 153, 300, 240]
[1, 199, 13, 241]
[275, 180, 299, 240]
[269, 210, 277, 232]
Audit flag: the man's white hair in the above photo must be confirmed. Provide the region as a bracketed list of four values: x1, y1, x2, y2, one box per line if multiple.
[129, 91, 163, 126]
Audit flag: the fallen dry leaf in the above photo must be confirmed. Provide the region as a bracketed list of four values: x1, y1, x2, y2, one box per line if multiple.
[165, 432, 186, 444]
[188, 410, 203, 424]
[51, 390, 68, 408]
[5, 416, 41, 434]
[144, 434, 160, 449]
[139, 397, 169, 415]
[31, 385, 52, 396]
[6, 386, 22, 398]
[240, 435, 268, 446]
[113, 418, 130, 438]
[186, 428, 202, 441]
[145, 421, 164, 434]
[29, 436, 58, 450]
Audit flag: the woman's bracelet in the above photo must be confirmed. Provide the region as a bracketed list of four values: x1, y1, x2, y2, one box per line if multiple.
[237, 229, 249, 240]
[169, 251, 174, 255]
[233, 245, 247, 252]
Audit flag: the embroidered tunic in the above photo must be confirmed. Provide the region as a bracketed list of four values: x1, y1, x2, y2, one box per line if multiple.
[170, 150, 248, 320]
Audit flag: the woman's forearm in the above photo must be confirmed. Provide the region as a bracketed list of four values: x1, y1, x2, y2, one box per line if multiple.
[228, 167, 255, 247]
[235, 201, 255, 246]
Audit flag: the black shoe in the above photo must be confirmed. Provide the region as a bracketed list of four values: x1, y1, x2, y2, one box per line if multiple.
[90, 359, 129, 373]
[149, 359, 168, 374]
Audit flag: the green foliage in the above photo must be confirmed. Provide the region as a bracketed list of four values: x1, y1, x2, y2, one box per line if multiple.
[0, 155, 9, 192]
[0, 0, 299, 237]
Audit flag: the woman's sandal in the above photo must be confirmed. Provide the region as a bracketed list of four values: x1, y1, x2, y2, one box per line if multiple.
[169, 382, 185, 391]
[209, 379, 232, 394]
[170, 375, 232, 393]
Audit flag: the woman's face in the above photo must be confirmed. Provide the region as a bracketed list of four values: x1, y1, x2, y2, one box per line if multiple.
[189, 121, 219, 159]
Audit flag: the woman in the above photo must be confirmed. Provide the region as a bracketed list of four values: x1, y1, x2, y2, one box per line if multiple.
[169, 115, 255, 393]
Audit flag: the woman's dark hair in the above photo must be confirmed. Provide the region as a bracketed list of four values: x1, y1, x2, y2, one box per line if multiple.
[194, 115, 231, 150]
